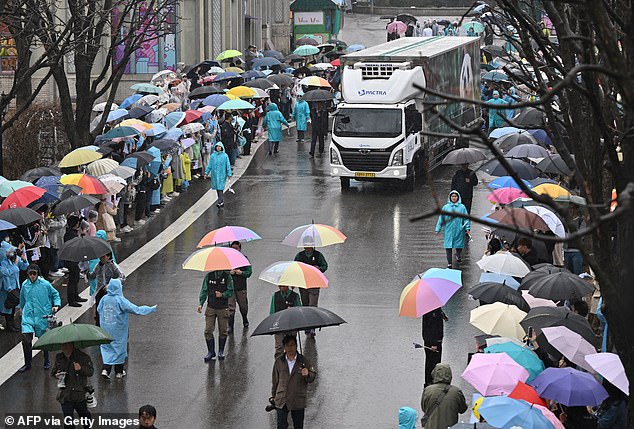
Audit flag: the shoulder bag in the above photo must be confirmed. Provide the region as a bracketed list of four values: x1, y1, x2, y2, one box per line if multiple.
[421, 385, 451, 427]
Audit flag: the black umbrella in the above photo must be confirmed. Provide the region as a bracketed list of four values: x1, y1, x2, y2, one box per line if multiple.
[396, 13, 417, 24]
[532, 263, 569, 273]
[96, 141, 121, 156]
[262, 49, 285, 60]
[520, 266, 569, 290]
[437, 19, 451, 26]
[469, 282, 530, 312]
[482, 45, 507, 57]
[493, 132, 539, 152]
[0, 207, 41, 226]
[296, 37, 319, 46]
[302, 89, 334, 102]
[243, 78, 277, 90]
[186, 60, 222, 78]
[327, 39, 347, 49]
[188, 85, 224, 100]
[126, 105, 154, 119]
[52, 195, 99, 216]
[60, 185, 83, 200]
[284, 53, 304, 63]
[59, 236, 113, 263]
[520, 306, 598, 347]
[442, 148, 487, 165]
[127, 151, 155, 165]
[528, 272, 595, 301]
[292, 66, 311, 77]
[20, 167, 62, 183]
[251, 306, 346, 336]
[513, 108, 547, 128]
[268, 74, 295, 87]
[536, 154, 574, 176]
[479, 158, 540, 179]
[151, 139, 178, 152]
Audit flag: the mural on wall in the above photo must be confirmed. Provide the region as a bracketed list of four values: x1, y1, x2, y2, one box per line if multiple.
[0, 23, 17, 74]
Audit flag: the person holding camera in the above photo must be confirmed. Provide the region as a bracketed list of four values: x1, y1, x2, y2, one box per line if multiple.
[228, 241, 252, 333]
[270, 285, 302, 358]
[17, 264, 61, 372]
[51, 342, 94, 429]
[198, 269, 233, 362]
[271, 334, 316, 429]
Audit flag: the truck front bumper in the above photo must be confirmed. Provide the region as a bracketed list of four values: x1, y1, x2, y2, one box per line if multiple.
[330, 164, 408, 181]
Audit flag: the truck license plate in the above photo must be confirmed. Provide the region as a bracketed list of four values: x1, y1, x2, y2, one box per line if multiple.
[355, 172, 376, 178]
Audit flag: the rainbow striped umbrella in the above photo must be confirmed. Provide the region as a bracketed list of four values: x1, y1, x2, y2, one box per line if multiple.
[182, 247, 251, 271]
[197, 226, 262, 247]
[399, 268, 462, 318]
[298, 76, 332, 88]
[259, 261, 328, 289]
[282, 223, 346, 248]
[59, 174, 109, 195]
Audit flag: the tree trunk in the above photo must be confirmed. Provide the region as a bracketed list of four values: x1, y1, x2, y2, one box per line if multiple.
[13, 36, 33, 110]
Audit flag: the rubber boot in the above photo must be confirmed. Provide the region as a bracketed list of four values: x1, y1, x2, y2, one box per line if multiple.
[43, 351, 51, 370]
[204, 339, 216, 363]
[227, 315, 235, 335]
[5, 315, 18, 332]
[218, 338, 227, 360]
[18, 340, 32, 373]
[242, 315, 249, 328]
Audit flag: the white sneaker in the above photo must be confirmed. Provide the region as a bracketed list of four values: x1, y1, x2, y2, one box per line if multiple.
[121, 226, 133, 233]
[50, 270, 65, 277]
[153, 209, 161, 214]
[134, 219, 146, 226]
[115, 370, 127, 379]
[171, 192, 180, 197]
[109, 237, 122, 243]
[60, 267, 69, 273]
[101, 369, 110, 379]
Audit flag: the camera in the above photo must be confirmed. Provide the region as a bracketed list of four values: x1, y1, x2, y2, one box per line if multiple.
[85, 385, 97, 408]
[265, 397, 276, 412]
[44, 314, 62, 330]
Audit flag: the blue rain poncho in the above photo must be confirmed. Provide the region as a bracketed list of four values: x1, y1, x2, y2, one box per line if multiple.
[435, 190, 470, 249]
[0, 241, 28, 314]
[19, 275, 61, 337]
[263, 103, 289, 142]
[205, 142, 232, 191]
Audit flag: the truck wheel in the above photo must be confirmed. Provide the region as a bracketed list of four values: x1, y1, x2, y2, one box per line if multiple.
[340, 177, 351, 190]
[402, 165, 416, 192]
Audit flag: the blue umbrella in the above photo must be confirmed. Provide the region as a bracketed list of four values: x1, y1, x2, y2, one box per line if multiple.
[106, 108, 129, 122]
[145, 123, 168, 137]
[213, 72, 241, 82]
[147, 146, 162, 161]
[35, 176, 62, 188]
[202, 94, 230, 107]
[252, 57, 281, 69]
[488, 176, 533, 190]
[485, 342, 545, 381]
[346, 44, 366, 53]
[164, 112, 186, 129]
[164, 128, 183, 141]
[119, 94, 142, 109]
[0, 219, 17, 231]
[489, 127, 521, 139]
[242, 70, 266, 80]
[120, 157, 138, 169]
[482, 70, 510, 82]
[527, 129, 553, 146]
[478, 396, 553, 429]
[530, 367, 609, 406]
[479, 272, 520, 290]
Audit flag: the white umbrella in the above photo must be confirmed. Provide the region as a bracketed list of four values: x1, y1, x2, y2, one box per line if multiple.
[181, 123, 205, 134]
[90, 114, 103, 132]
[477, 252, 531, 277]
[98, 174, 127, 194]
[110, 166, 136, 180]
[137, 94, 160, 106]
[542, 326, 597, 372]
[485, 336, 528, 348]
[87, 158, 119, 177]
[585, 353, 629, 396]
[147, 109, 166, 123]
[524, 206, 566, 238]
[470, 302, 527, 339]
[92, 102, 119, 112]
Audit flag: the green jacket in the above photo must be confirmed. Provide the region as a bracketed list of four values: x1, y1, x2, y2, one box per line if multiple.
[199, 271, 234, 306]
[421, 364, 468, 429]
[270, 289, 302, 315]
[294, 250, 328, 273]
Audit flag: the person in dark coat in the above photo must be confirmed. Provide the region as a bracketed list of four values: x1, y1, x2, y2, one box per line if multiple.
[421, 364, 468, 429]
[51, 342, 94, 429]
[228, 241, 252, 332]
[271, 334, 316, 429]
[62, 215, 86, 307]
[270, 285, 302, 359]
[138, 404, 159, 429]
[294, 247, 327, 337]
[422, 307, 447, 387]
[515, 238, 541, 267]
[308, 102, 329, 157]
[596, 380, 627, 429]
[220, 113, 238, 166]
[450, 164, 478, 213]
[198, 270, 233, 362]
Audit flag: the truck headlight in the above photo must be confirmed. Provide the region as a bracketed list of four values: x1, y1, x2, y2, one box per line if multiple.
[391, 149, 403, 166]
[330, 148, 341, 165]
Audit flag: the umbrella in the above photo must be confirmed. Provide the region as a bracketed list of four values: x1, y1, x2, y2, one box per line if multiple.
[281, 223, 346, 248]
[0, 180, 34, 198]
[33, 323, 113, 351]
[529, 367, 608, 406]
[216, 49, 243, 61]
[302, 89, 335, 102]
[476, 252, 531, 277]
[299, 76, 332, 88]
[59, 174, 108, 195]
[541, 326, 597, 371]
[98, 174, 126, 194]
[52, 195, 99, 215]
[150, 139, 179, 152]
[520, 306, 598, 347]
[0, 207, 40, 226]
[126, 105, 154, 119]
[485, 342, 545, 381]
[296, 36, 319, 46]
[469, 282, 529, 311]
[387, 20, 407, 33]
[249, 88, 270, 99]
[182, 246, 251, 271]
[488, 207, 550, 232]
[536, 154, 574, 176]
[202, 94, 231, 107]
[513, 108, 547, 128]
[396, 13, 417, 24]
[120, 118, 152, 131]
[110, 166, 136, 180]
[285, 53, 304, 63]
[585, 353, 629, 396]
[533, 404, 566, 429]
[102, 126, 140, 139]
[227, 86, 257, 98]
[528, 271, 595, 301]
[242, 70, 267, 80]
[488, 176, 533, 190]
[521, 291, 557, 308]
[346, 44, 366, 53]
[138, 94, 161, 106]
[182, 110, 203, 125]
[181, 123, 205, 134]
[217, 99, 255, 111]
[151, 69, 180, 84]
[59, 149, 103, 168]
[494, 132, 539, 152]
[92, 102, 119, 112]
[480, 272, 520, 289]
[509, 381, 548, 407]
[294, 45, 320, 56]
[119, 93, 143, 109]
[244, 77, 279, 89]
[399, 268, 463, 317]
[523, 206, 565, 238]
[20, 167, 62, 183]
[197, 226, 261, 247]
[262, 49, 284, 60]
[479, 158, 540, 179]
[145, 123, 168, 137]
[487, 187, 529, 204]
[482, 45, 507, 57]
[461, 352, 530, 396]
[470, 302, 527, 338]
[251, 306, 345, 336]
[482, 70, 509, 82]
[489, 127, 521, 139]
[0, 219, 16, 230]
[86, 159, 119, 177]
[259, 261, 328, 289]
[527, 129, 552, 146]
[269, 74, 297, 88]
[506, 144, 550, 158]
[106, 108, 129, 122]
[164, 112, 186, 129]
[478, 396, 553, 429]
[0, 187, 48, 211]
[124, 151, 154, 168]
[187, 60, 222, 77]
[330, 58, 340, 67]
[519, 266, 570, 291]
[213, 71, 242, 82]
[462, 21, 485, 34]
[59, 236, 113, 262]
[189, 85, 224, 99]
[442, 148, 487, 165]
[130, 83, 164, 94]
[251, 57, 281, 69]
[532, 183, 570, 198]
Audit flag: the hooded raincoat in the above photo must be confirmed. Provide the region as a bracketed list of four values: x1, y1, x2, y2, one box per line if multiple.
[263, 103, 289, 142]
[88, 230, 117, 295]
[487, 91, 508, 129]
[421, 364, 468, 429]
[292, 99, 310, 132]
[436, 191, 470, 249]
[205, 142, 232, 191]
[0, 242, 28, 314]
[97, 279, 156, 365]
[398, 406, 417, 429]
[19, 275, 61, 337]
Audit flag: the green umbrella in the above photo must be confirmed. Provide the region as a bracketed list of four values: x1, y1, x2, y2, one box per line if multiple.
[293, 45, 319, 56]
[33, 323, 113, 351]
[130, 83, 164, 94]
[485, 341, 545, 382]
[216, 49, 243, 62]
[216, 99, 255, 111]
[0, 180, 34, 197]
[462, 21, 485, 34]
[102, 126, 141, 139]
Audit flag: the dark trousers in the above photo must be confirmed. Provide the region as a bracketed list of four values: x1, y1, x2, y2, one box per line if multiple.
[462, 198, 473, 214]
[120, 204, 130, 227]
[445, 248, 463, 266]
[67, 263, 80, 304]
[22, 333, 49, 367]
[424, 343, 442, 386]
[135, 191, 146, 220]
[102, 364, 124, 375]
[61, 401, 91, 429]
[310, 129, 325, 154]
[276, 406, 305, 429]
[216, 190, 224, 205]
[297, 130, 305, 141]
[228, 145, 237, 165]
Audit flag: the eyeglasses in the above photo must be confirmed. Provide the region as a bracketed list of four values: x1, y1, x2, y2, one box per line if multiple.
[28, 272, 38, 276]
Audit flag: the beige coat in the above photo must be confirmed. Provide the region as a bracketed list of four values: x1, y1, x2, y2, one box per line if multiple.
[271, 353, 316, 410]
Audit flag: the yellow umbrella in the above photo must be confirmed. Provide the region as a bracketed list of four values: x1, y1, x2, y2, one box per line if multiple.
[225, 94, 238, 100]
[532, 183, 570, 198]
[225, 66, 245, 73]
[59, 149, 103, 168]
[120, 119, 152, 131]
[226, 86, 257, 98]
[470, 302, 527, 339]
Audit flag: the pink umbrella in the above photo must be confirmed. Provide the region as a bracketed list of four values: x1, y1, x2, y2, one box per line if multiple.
[198, 225, 262, 247]
[387, 20, 407, 34]
[521, 291, 557, 308]
[585, 353, 629, 396]
[487, 187, 529, 204]
[461, 352, 530, 396]
[533, 404, 565, 429]
[541, 326, 597, 372]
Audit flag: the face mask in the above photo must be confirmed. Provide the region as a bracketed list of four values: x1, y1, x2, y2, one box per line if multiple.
[7, 252, 14, 259]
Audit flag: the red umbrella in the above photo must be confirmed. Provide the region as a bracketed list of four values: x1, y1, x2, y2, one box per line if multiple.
[182, 110, 203, 125]
[330, 58, 340, 67]
[0, 186, 47, 211]
[387, 20, 407, 34]
[509, 381, 547, 407]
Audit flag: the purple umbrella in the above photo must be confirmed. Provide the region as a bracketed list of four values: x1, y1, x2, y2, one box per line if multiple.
[529, 367, 609, 406]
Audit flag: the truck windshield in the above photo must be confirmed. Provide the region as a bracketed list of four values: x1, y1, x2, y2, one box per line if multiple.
[334, 108, 402, 138]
